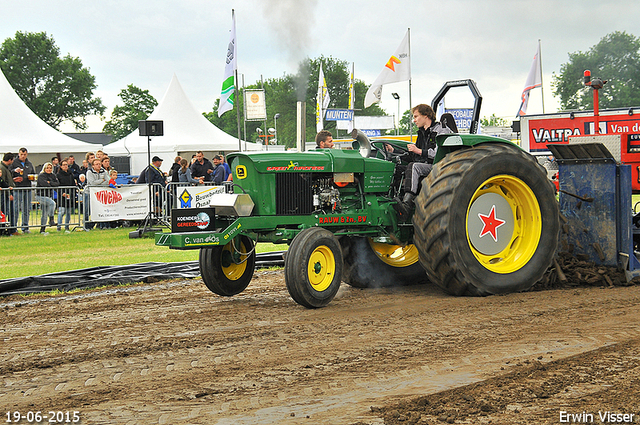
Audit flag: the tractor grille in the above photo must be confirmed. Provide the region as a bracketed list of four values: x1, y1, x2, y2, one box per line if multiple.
[276, 173, 314, 215]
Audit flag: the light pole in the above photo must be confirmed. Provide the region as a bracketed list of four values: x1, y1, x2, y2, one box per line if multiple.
[268, 127, 276, 146]
[274, 113, 280, 144]
[256, 127, 265, 150]
[392, 93, 400, 135]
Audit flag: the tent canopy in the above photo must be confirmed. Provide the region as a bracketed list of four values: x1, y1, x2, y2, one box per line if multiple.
[106, 74, 259, 175]
[0, 68, 102, 168]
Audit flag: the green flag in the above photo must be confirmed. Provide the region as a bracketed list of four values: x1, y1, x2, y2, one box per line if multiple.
[219, 10, 237, 117]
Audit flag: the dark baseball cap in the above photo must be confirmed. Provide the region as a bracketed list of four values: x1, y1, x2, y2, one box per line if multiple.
[152, 156, 163, 162]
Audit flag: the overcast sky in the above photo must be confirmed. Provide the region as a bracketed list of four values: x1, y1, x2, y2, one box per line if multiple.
[1, 0, 639, 133]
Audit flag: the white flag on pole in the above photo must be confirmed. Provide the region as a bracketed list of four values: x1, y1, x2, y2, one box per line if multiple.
[364, 30, 411, 108]
[516, 43, 542, 117]
[218, 10, 237, 117]
[316, 63, 330, 132]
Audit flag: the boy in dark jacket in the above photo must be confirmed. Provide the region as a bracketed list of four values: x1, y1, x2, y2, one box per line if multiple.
[393, 104, 452, 220]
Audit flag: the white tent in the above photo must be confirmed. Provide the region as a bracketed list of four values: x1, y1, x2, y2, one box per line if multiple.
[0, 68, 102, 169]
[106, 74, 260, 175]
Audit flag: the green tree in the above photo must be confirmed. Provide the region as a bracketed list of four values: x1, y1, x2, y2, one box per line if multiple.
[103, 85, 158, 141]
[0, 31, 105, 130]
[303, 56, 386, 142]
[552, 31, 640, 111]
[205, 55, 387, 149]
[399, 109, 413, 134]
[481, 114, 509, 127]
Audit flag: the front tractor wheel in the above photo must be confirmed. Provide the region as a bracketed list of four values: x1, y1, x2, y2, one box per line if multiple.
[199, 235, 256, 296]
[412, 143, 560, 296]
[285, 227, 343, 308]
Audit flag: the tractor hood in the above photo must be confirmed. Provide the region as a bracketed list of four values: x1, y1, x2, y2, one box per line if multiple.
[225, 148, 394, 216]
[227, 149, 367, 174]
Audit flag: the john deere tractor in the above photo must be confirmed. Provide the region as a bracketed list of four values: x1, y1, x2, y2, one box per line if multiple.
[156, 80, 559, 308]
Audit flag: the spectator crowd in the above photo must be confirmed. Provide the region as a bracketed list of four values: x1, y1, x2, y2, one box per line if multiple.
[0, 148, 231, 236]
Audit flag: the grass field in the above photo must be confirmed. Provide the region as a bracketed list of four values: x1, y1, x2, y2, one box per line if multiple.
[0, 227, 287, 280]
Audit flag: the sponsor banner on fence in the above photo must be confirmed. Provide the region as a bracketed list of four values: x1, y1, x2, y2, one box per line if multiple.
[89, 185, 149, 222]
[171, 208, 217, 233]
[176, 185, 225, 209]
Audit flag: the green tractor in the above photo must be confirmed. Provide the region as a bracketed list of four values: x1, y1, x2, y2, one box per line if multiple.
[156, 80, 559, 308]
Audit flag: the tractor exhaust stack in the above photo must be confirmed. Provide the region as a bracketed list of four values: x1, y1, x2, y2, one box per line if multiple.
[296, 101, 306, 152]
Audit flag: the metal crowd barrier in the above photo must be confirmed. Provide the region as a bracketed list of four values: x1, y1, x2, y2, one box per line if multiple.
[0, 182, 225, 234]
[0, 186, 83, 234]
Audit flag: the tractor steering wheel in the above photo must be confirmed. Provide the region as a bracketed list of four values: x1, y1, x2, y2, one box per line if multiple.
[376, 142, 409, 162]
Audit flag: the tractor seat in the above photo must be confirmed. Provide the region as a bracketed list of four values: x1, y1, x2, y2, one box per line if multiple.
[440, 113, 458, 133]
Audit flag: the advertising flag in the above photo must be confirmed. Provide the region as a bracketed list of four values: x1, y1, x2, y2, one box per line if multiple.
[364, 30, 411, 108]
[516, 43, 542, 117]
[348, 62, 355, 132]
[218, 10, 237, 117]
[348, 63, 355, 110]
[316, 63, 330, 132]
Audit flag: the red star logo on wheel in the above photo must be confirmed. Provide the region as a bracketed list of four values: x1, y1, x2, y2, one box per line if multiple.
[478, 205, 506, 242]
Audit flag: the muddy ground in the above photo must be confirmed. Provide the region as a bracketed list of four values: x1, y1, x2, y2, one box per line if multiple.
[1, 268, 640, 425]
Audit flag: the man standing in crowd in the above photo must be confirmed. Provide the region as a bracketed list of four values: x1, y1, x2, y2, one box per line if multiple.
[137, 156, 166, 187]
[79, 159, 89, 177]
[86, 158, 109, 186]
[67, 155, 81, 182]
[190, 151, 214, 182]
[211, 155, 226, 185]
[137, 156, 167, 217]
[51, 156, 60, 174]
[0, 153, 16, 235]
[10, 148, 36, 234]
[101, 155, 112, 173]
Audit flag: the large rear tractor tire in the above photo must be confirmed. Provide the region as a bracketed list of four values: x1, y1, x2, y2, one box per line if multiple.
[413, 143, 560, 296]
[285, 227, 343, 308]
[341, 237, 428, 288]
[199, 235, 256, 296]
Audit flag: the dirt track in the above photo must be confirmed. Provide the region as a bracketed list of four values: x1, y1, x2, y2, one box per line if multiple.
[1, 271, 640, 425]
